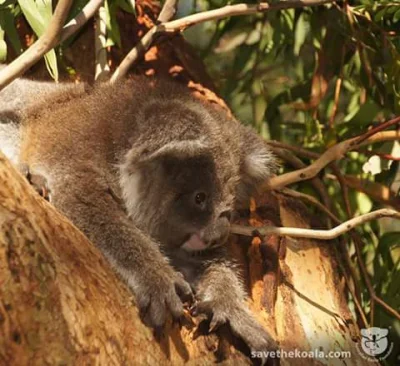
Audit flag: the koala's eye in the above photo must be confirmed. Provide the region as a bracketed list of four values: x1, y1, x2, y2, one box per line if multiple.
[194, 192, 207, 206]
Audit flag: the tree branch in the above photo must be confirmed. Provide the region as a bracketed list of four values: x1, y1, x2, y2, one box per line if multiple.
[94, 5, 110, 82]
[157, 0, 178, 23]
[353, 115, 400, 146]
[231, 209, 400, 240]
[269, 137, 357, 190]
[358, 150, 400, 161]
[61, 0, 104, 42]
[0, 0, 73, 90]
[268, 116, 400, 190]
[326, 174, 400, 210]
[0, 0, 104, 90]
[279, 188, 339, 223]
[271, 147, 333, 212]
[111, 0, 335, 82]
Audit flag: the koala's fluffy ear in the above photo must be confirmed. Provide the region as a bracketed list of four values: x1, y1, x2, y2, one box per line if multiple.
[140, 139, 210, 163]
[238, 125, 277, 202]
[124, 139, 211, 171]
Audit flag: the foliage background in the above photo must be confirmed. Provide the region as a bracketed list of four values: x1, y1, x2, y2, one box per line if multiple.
[182, 3, 400, 361]
[0, 0, 399, 363]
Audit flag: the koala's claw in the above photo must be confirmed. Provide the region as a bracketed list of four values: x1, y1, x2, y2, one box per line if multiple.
[174, 274, 194, 304]
[136, 270, 194, 329]
[228, 309, 277, 352]
[194, 299, 277, 353]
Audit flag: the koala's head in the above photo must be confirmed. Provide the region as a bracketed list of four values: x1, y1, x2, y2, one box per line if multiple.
[120, 91, 276, 252]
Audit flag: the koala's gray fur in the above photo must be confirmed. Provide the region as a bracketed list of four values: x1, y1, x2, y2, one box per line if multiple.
[0, 75, 277, 353]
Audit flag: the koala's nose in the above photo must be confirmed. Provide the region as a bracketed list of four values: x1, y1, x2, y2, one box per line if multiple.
[203, 214, 231, 247]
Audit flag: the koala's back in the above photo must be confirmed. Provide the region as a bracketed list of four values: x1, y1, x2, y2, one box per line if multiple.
[19, 78, 238, 173]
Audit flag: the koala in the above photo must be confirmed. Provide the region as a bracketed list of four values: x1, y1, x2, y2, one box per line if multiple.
[0, 75, 277, 353]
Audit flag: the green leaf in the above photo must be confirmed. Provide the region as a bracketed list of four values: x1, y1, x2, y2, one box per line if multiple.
[375, 232, 400, 272]
[0, 0, 17, 10]
[117, 0, 135, 15]
[374, 8, 387, 22]
[105, 0, 121, 48]
[0, 35, 6, 61]
[0, 7, 23, 55]
[386, 5, 399, 14]
[394, 8, 400, 22]
[18, 0, 58, 80]
[66, 0, 88, 22]
[18, 0, 46, 34]
[293, 12, 308, 56]
[344, 99, 381, 125]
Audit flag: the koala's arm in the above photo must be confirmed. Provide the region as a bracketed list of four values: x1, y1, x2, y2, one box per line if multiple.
[194, 253, 276, 351]
[49, 169, 192, 328]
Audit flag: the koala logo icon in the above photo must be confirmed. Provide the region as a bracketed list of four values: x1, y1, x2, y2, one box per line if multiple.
[360, 327, 389, 356]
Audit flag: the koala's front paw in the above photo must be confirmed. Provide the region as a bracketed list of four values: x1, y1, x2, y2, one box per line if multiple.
[134, 266, 193, 329]
[193, 299, 277, 353]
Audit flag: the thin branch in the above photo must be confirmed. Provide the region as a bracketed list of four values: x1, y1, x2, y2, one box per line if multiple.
[94, 5, 110, 81]
[0, 0, 104, 90]
[331, 163, 353, 217]
[111, 0, 335, 82]
[110, 27, 158, 83]
[162, 0, 334, 32]
[358, 130, 400, 146]
[0, 0, 73, 90]
[268, 117, 400, 190]
[61, 0, 104, 42]
[326, 174, 400, 210]
[271, 147, 333, 211]
[267, 140, 319, 160]
[279, 188, 338, 223]
[269, 137, 357, 190]
[267, 130, 400, 162]
[373, 296, 400, 322]
[358, 150, 400, 161]
[354, 115, 400, 146]
[231, 209, 400, 240]
[157, 0, 178, 23]
[110, 0, 177, 83]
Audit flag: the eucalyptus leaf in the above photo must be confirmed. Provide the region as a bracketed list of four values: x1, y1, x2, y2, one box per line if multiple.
[0, 7, 23, 54]
[18, 0, 58, 80]
[0, 38, 6, 61]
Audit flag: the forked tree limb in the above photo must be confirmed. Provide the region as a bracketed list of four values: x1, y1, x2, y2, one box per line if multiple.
[111, 0, 335, 82]
[0, 0, 104, 90]
[157, 0, 178, 23]
[61, 0, 104, 42]
[279, 188, 339, 223]
[0, 0, 73, 90]
[269, 137, 357, 190]
[94, 5, 110, 81]
[231, 208, 400, 240]
[268, 117, 400, 190]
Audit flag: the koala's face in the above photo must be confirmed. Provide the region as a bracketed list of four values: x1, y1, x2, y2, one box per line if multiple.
[122, 147, 238, 252]
[157, 153, 236, 251]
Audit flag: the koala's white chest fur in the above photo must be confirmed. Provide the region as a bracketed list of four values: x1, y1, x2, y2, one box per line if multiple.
[120, 165, 142, 219]
[0, 122, 20, 165]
